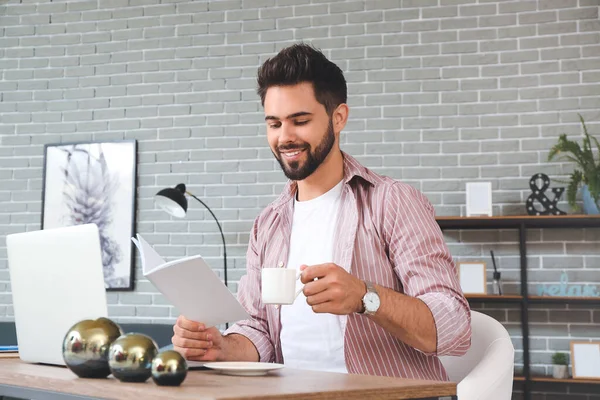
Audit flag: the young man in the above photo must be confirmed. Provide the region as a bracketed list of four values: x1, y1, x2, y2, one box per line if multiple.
[172, 44, 471, 380]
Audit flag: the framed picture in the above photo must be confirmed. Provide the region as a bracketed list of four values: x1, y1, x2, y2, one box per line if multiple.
[466, 182, 492, 217]
[458, 262, 487, 295]
[571, 341, 600, 380]
[41, 140, 138, 291]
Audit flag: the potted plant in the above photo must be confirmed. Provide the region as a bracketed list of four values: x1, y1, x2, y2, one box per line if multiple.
[547, 114, 600, 214]
[551, 352, 569, 379]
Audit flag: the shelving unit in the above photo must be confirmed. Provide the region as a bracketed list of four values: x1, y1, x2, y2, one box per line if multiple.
[436, 215, 600, 400]
[514, 375, 600, 385]
[465, 294, 522, 303]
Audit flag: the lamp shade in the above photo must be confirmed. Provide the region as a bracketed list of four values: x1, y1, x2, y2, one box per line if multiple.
[155, 184, 187, 219]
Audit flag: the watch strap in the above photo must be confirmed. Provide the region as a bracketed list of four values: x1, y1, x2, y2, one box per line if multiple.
[365, 280, 376, 294]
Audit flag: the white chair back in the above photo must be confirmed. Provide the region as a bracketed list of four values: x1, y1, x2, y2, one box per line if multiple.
[439, 310, 515, 400]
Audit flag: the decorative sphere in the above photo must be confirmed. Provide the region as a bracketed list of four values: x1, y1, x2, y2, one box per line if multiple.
[151, 350, 188, 386]
[62, 317, 123, 378]
[108, 333, 158, 383]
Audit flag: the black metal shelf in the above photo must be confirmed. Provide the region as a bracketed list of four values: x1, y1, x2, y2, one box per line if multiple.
[436, 215, 600, 400]
[437, 215, 600, 230]
[528, 296, 600, 304]
[465, 295, 600, 304]
[516, 376, 600, 385]
[465, 294, 523, 303]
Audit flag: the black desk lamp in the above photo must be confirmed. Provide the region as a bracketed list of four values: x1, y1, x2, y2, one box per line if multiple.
[154, 184, 228, 289]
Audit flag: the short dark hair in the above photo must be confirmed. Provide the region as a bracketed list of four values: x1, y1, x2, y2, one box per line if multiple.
[257, 43, 347, 115]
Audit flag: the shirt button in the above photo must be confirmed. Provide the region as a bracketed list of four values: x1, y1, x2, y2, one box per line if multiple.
[278, 261, 284, 267]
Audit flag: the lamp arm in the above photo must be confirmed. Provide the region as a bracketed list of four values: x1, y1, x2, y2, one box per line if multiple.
[186, 191, 228, 289]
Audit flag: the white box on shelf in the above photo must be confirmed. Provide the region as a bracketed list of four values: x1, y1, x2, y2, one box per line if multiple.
[466, 182, 492, 217]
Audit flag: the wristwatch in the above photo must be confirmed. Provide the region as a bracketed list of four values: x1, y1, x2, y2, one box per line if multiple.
[358, 280, 380, 316]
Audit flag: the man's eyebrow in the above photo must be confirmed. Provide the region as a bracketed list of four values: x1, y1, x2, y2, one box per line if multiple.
[264, 111, 313, 121]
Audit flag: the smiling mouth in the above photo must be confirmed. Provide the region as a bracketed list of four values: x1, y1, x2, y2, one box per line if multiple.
[280, 148, 306, 160]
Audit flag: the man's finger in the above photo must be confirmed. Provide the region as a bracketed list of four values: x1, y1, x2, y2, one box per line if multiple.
[300, 263, 333, 284]
[311, 301, 336, 314]
[176, 316, 205, 332]
[173, 325, 213, 341]
[302, 278, 329, 297]
[305, 290, 332, 307]
[172, 346, 207, 359]
[172, 336, 213, 349]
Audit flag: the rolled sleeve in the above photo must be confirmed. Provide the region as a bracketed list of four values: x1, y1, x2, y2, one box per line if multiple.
[223, 218, 275, 363]
[385, 183, 471, 357]
[418, 292, 471, 356]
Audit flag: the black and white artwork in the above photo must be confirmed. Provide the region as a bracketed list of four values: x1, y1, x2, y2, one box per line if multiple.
[41, 140, 137, 290]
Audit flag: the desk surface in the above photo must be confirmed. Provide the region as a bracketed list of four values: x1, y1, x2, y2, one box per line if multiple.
[0, 359, 455, 400]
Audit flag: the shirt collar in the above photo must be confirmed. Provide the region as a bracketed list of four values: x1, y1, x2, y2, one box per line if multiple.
[271, 151, 375, 211]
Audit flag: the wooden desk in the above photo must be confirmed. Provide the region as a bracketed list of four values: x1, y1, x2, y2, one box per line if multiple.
[0, 359, 456, 400]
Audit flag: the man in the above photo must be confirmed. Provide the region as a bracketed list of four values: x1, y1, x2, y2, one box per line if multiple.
[172, 43, 471, 380]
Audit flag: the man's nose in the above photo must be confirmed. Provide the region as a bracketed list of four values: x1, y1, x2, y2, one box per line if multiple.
[278, 121, 296, 143]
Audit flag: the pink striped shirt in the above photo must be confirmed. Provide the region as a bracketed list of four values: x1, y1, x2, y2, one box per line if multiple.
[225, 152, 471, 380]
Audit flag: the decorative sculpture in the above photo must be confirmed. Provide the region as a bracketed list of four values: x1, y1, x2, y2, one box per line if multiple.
[108, 333, 158, 383]
[62, 318, 123, 378]
[525, 173, 567, 216]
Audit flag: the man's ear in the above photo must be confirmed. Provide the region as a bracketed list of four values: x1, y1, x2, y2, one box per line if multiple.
[332, 103, 349, 134]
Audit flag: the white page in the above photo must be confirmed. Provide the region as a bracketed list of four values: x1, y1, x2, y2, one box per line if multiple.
[131, 235, 166, 275]
[574, 343, 600, 378]
[131, 235, 250, 328]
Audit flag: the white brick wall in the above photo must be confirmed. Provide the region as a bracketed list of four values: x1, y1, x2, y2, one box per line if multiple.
[1, 1, 600, 396]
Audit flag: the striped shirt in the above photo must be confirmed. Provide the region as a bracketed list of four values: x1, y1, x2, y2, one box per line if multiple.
[225, 152, 471, 380]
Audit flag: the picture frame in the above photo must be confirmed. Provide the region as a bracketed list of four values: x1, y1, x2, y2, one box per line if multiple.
[571, 341, 600, 380]
[41, 140, 138, 291]
[458, 262, 487, 295]
[466, 182, 492, 217]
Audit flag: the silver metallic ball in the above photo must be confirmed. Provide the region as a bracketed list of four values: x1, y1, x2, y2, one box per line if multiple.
[108, 333, 158, 383]
[62, 318, 123, 378]
[151, 350, 188, 386]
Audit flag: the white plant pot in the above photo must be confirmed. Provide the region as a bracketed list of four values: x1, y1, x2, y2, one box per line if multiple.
[552, 364, 569, 379]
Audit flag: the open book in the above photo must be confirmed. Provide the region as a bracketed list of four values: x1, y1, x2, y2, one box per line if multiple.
[131, 234, 250, 328]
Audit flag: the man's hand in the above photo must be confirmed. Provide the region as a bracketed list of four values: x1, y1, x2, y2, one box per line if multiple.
[172, 316, 223, 361]
[300, 263, 366, 315]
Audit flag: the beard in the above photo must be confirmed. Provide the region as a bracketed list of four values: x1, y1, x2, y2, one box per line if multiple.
[273, 119, 336, 181]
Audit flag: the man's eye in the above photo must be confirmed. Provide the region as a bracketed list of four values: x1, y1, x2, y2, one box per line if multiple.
[295, 120, 309, 126]
[269, 123, 281, 129]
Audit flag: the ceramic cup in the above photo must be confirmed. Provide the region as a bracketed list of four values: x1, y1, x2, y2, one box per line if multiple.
[261, 268, 303, 305]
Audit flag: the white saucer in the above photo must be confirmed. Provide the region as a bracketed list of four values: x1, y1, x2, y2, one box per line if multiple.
[203, 362, 285, 376]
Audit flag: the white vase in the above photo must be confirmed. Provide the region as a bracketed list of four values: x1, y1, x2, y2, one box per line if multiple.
[552, 364, 569, 379]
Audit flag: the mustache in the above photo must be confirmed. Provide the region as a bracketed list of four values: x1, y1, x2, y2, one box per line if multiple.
[277, 143, 309, 152]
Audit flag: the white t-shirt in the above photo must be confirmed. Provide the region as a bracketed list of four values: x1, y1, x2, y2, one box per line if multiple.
[279, 180, 348, 373]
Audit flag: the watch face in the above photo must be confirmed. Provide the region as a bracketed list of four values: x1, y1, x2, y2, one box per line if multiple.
[364, 292, 380, 313]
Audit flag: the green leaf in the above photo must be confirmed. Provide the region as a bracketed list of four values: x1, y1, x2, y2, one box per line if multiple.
[567, 170, 583, 210]
[548, 114, 599, 210]
[548, 135, 586, 166]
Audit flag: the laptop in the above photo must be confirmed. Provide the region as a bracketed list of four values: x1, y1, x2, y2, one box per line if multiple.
[6, 223, 108, 366]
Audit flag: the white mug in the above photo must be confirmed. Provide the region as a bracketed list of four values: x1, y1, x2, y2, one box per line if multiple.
[261, 268, 303, 305]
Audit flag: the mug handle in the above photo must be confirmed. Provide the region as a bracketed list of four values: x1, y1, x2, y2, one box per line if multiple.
[294, 271, 303, 299]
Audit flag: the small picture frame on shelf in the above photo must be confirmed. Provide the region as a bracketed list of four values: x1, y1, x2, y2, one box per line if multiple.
[466, 182, 492, 217]
[458, 262, 487, 295]
[571, 341, 600, 380]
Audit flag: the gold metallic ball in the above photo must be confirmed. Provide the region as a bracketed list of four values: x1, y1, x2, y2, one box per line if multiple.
[151, 350, 188, 386]
[62, 318, 123, 378]
[108, 333, 158, 383]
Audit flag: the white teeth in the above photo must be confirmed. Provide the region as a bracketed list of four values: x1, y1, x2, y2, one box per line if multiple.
[283, 151, 301, 157]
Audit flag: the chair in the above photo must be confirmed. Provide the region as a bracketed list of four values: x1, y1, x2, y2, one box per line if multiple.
[439, 310, 515, 400]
